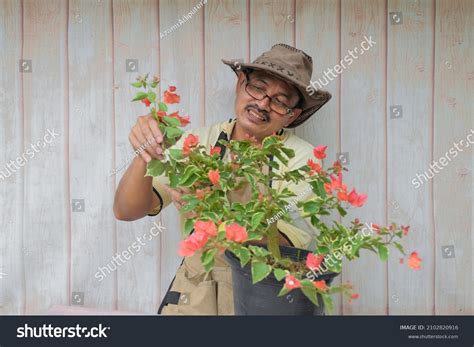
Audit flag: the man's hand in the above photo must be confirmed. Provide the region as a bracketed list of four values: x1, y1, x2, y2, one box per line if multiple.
[129, 114, 164, 163]
[163, 184, 197, 219]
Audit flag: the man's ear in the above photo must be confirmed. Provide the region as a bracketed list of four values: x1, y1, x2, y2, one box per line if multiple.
[285, 108, 302, 127]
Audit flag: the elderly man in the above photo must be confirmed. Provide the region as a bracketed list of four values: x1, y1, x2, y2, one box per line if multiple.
[113, 44, 331, 315]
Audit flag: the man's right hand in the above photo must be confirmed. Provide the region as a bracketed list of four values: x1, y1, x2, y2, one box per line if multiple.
[129, 114, 164, 163]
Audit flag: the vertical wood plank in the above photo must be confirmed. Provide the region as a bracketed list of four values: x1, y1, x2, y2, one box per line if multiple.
[22, 0, 69, 314]
[113, 0, 161, 313]
[0, 0, 24, 314]
[386, 0, 435, 315]
[250, 0, 294, 59]
[159, 0, 205, 301]
[295, 0, 342, 315]
[340, 0, 387, 315]
[69, 0, 116, 310]
[205, 0, 248, 126]
[433, 0, 473, 315]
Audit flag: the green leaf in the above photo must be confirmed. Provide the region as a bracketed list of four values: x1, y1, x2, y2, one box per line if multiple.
[336, 205, 347, 217]
[312, 180, 327, 199]
[393, 241, 406, 256]
[281, 147, 295, 159]
[181, 197, 199, 212]
[251, 260, 272, 284]
[321, 293, 334, 313]
[249, 245, 270, 257]
[163, 115, 181, 127]
[180, 174, 199, 188]
[273, 268, 286, 281]
[165, 126, 184, 139]
[169, 148, 184, 160]
[201, 249, 217, 272]
[169, 174, 179, 188]
[377, 244, 389, 261]
[304, 200, 320, 214]
[146, 160, 165, 177]
[179, 166, 198, 185]
[300, 281, 319, 306]
[251, 212, 265, 231]
[234, 247, 251, 267]
[184, 218, 195, 236]
[158, 102, 168, 112]
[147, 91, 156, 103]
[132, 91, 148, 101]
[130, 81, 143, 88]
[277, 286, 290, 297]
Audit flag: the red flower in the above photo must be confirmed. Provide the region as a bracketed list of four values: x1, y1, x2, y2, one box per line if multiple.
[210, 146, 221, 156]
[307, 159, 321, 175]
[348, 188, 368, 207]
[371, 223, 381, 234]
[168, 111, 190, 126]
[408, 252, 422, 270]
[399, 258, 404, 264]
[351, 293, 359, 300]
[196, 188, 208, 200]
[141, 98, 151, 107]
[401, 225, 410, 236]
[208, 169, 220, 185]
[194, 220, 217, 237]
[306, 253, 324, 271]
[324, 172, 348, 199]
[225, 223, 248, 243]
[164, 89, 180, 104]
[156, 110, 167, 119]
[169, 86, 176, 92]
[178, 231, 208, 257]
[182, 134, 199, 155]
[284, 274, 301, 290]
[313, 280, 328, 291]
[313, 145, 327, 159]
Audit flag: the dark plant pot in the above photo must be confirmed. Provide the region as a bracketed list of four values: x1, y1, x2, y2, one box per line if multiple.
[224, 245, 339, 316]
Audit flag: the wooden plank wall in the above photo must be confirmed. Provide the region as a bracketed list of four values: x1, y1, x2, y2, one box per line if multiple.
[0, 0, 472, 315]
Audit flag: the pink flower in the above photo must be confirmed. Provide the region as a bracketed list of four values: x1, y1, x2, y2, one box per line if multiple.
[182, 134, 199, 155]
[408, 252, 422, 270]
[313, 145, 327, 159]
[306, 253, 324, 271]
[307, 159, 321, 175]
[348, 188, 368, 207]
[208, 170, 220, 185]
[178, 231, 208, 257]
[194, 220, 217, 237]
[225, 223, 248, 243]
[284, 274, 301, 289]
[401, 225, 410, 236]
[210, 146, 221, 156]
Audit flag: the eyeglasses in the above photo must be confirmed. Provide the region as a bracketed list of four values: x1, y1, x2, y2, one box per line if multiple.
[244, 74, 297, 116]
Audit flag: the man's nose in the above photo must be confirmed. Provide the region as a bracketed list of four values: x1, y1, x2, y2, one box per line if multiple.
[254, 96, 272, 112]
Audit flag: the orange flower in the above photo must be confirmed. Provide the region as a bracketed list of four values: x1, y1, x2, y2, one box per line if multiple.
[194, 220, 217, 237]
[178, 231, 208, 257]
[347, 188, 368, 207]
[284, 274, 301, 290]
[408, 252, 422, 270]
[168, 111, 190, 126]
[307, 159, 321, 175]
[182, 134, 199, 155]
[196, 188, 208, 200]
[141, 98, 151, 107]
[208, 169, 220, 185]
[225, 223, 248, 243]
[313, 145, 327, 159]
[351, 293, 359, 300]
[210, 146, 221, 156]
[399, 258, 404, 264]
[306, 253, 324, 271]
[163, 88, 180, 104]
[313, 280, 328, 291]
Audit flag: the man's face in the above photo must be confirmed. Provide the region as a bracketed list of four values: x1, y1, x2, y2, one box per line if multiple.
[234, 70, 302, 140]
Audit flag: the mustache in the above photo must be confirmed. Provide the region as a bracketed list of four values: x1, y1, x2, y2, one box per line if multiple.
[245, 105, 270, 121]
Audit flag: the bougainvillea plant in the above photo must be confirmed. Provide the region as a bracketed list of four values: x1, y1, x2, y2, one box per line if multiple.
[131, 74, 422, 313]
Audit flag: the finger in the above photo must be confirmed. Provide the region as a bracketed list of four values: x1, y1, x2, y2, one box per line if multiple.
[138, 119, 160, 155]
[129, 133, 152, 163]
[148, 116, 163, 144]
[133, 126, 159, 160]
